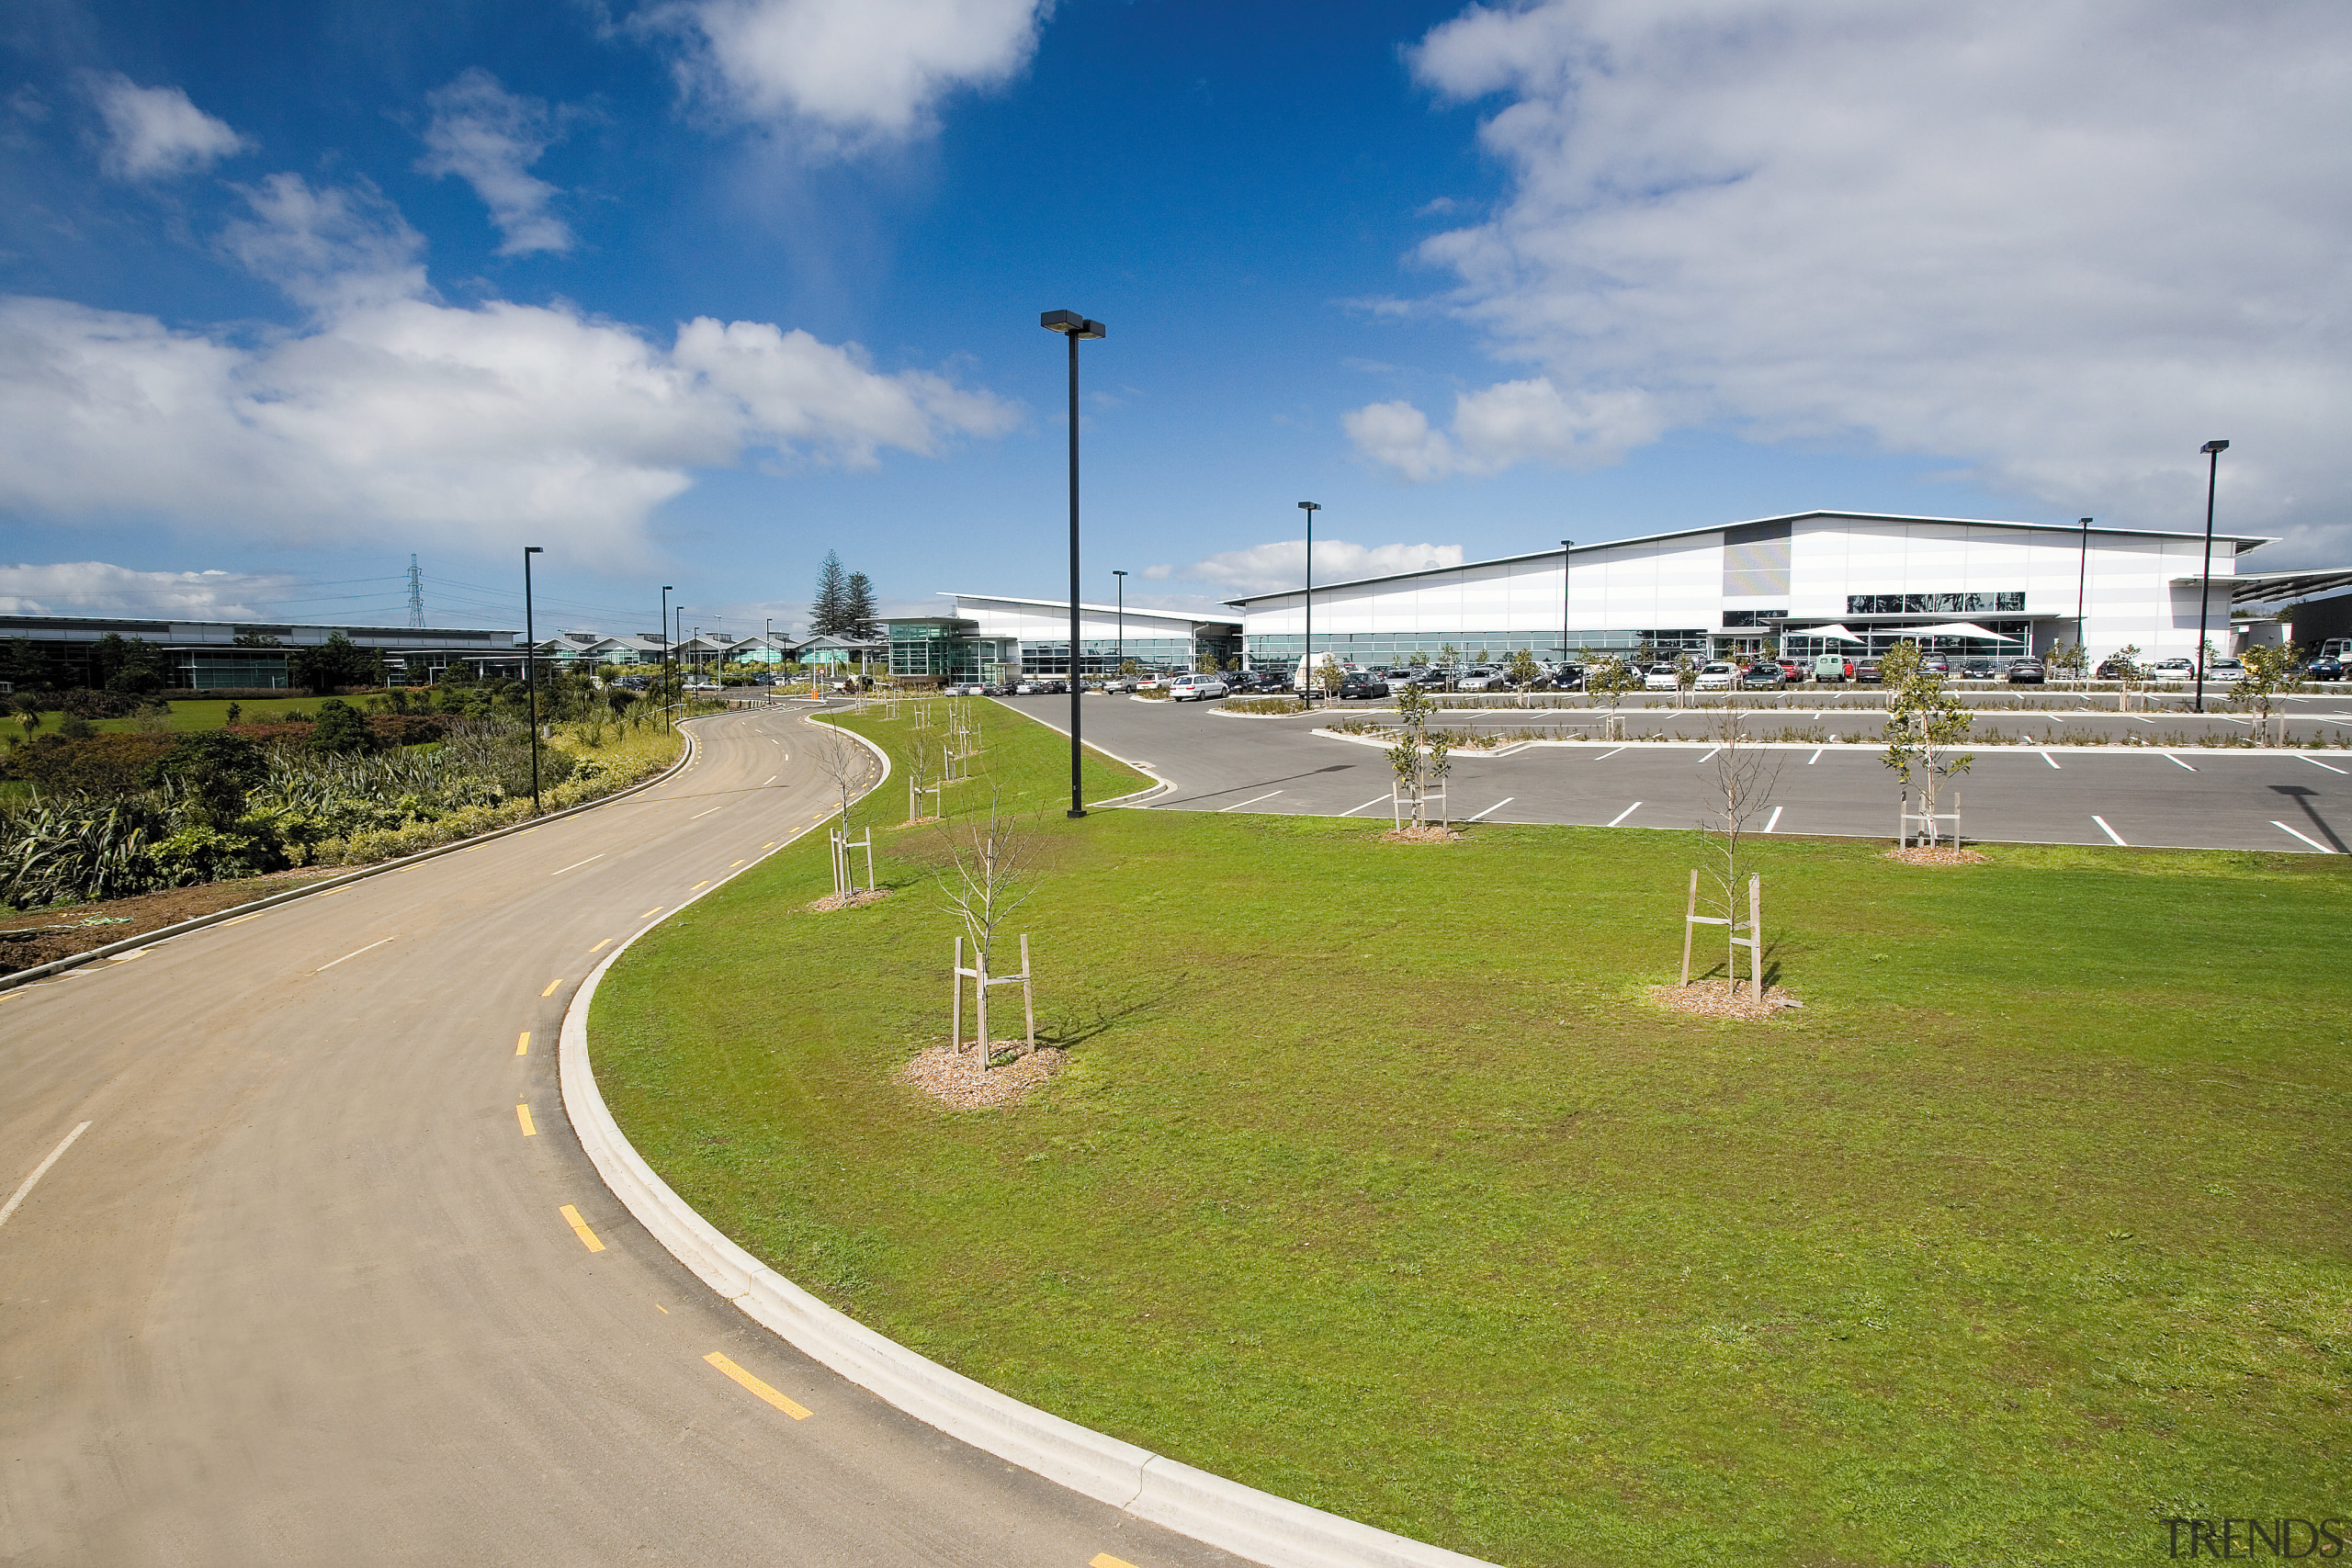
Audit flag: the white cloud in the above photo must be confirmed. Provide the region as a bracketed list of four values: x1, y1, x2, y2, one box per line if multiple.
[1357, 0, 2352, 556]
[88, 73, 249, 180]
[660, 0, 1049, 148]
[419, 69, 572, 256]
[0, 562, 298, 619]
[0, 176, 1021, 557]
[1172, 539, 1465, 596]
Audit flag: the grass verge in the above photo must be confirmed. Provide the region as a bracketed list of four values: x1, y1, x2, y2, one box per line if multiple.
[592, 700, 2350, 1568]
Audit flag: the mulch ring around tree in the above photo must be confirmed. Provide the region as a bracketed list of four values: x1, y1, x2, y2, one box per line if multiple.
[899, 1042, 1067, 1110]
[1883, 845, 1991, 866]
[1647, 982, 1806, 1022]
[1382, 824, 1464, 843]
[804, 887, 895, 913]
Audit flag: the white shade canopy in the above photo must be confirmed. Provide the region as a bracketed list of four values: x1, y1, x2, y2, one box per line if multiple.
[1907, 621, 2021, 642]
[1793, 623, 1866, 642]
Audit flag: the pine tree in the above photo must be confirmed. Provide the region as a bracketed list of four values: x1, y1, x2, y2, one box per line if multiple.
[843, 571, 879, 640]
[811, 552, 849, 637]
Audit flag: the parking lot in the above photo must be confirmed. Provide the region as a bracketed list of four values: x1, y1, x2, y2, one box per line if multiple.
[996, 693, 2352, 854]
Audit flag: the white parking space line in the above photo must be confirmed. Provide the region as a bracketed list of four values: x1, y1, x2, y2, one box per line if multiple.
[1695, 747, 1719, 763]
[2163, 753, 2196, 770]
[549, 854, 604, 876]
[2300, 755, 2348, 774]
[763, 774, 777, 784]
[690, 807, 722, 818]
[1607, 802, 1643, 827]
[0, 1122, 92, 1233]
[1595, 746, 1627, 761]
[1339, 795, 1391, 817]
[1763, 806, 1783, 833]
[2092, 816, 2127, 846]
[1466, 798, 1515, 821]
[1217, 790, 1284, 813]
[2041, 751, 2061, 769]
[1807, 748, 1824, 764]
[2273, 821, 2337, 853]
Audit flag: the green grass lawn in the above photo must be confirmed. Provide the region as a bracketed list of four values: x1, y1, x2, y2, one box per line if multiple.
[12, 696, 331, 734]
[593, 701, 2350, 1568]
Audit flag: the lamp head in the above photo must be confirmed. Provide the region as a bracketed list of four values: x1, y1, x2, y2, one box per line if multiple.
[1297, 501, 1320, 513]
[1114, 569, 1126, 578]
[1041, 310, 1106, 338]
[2201, 439, 2230, 454]
[1562, 538, 1574, 551]
[525, 546, 543, 555]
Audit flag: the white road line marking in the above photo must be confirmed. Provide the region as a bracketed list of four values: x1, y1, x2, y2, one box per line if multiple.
[690, 807, 722, 818]
[1695, 747, 1719, 762]
[2162, 753, 2195, 770]
[1607, 801, 1643, 827]
[763, 775, 777, 784]
[1217, 790, 1284, 812]
[2300, 755, 2348, 774]
[2132, 715, 2155, 724]
[2273, 820, 2336, 852]
[1763, 806, 1783, 833]
[550, 854, 605, 876]
[1466, 797, 1515, 821]
[1595, 745, 1627, 761]
[315, 936, 395, 973]
[1807, 748, 1824, 764]
[2092, 816, 2127, 846]
[0, 1122, 92, 1233]
[2041, 750, 2062, 769]
[1338, 795, 1391, 817]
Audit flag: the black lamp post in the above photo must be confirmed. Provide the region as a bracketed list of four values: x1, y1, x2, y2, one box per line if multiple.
[673, 604, 685, 700]
[524, 547, 544, 814]
[1559, 538, 1574, 678]
[2193, 439, 2230, 713]
[1041, 309, 1105, 818]
[1113, 569, 1126, 682]
[2074, 518, 2091, 660]
[661, 585, 673, 729]
[1298, 501, 1320, 705]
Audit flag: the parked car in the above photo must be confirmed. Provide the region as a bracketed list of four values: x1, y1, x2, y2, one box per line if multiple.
[1958, 659, 1997, 681]
[2094, 659, 2135, 679]
[2307, 654, 2346, 682]
[2204, 659, 2246, 684]
[1853, 659, 1883, 683]
[1811, 654, 1848, 683]
[1776, 659, 1802, 681]
[2143, 657, 2193, 682]
[1740, 662, 1786, 689]
[1334, 672, 1391, 700]
[1168, 672, 1231, 702]
[1694, 661, 1736, 691]
[1547, 661, 1585, 691]
[1456, 667, 1507, 692]
[1644, 663, 1684, 691]
[2006, 658, 2046, 684]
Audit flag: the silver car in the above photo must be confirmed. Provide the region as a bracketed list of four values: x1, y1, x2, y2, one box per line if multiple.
[1168, 673, 1231, 702]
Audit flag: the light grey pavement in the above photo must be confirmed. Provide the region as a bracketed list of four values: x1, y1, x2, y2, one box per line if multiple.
[1014, 695, 2352, 854]
[0, 705, 1234, 1568]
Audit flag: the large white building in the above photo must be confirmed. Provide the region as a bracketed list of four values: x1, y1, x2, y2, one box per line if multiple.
[887, 593, 1240, 682]
[1227, 510, 2349, 669]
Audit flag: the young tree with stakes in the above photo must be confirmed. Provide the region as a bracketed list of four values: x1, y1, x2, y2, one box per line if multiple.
[935, 791, 1041, 1074]
[1684, 705, 1782, 995]
[2234, 641, 2301, 747]
[2103, 644, 2143, 713]
[1881, 640, 1973, 848]
[1584, 653, 1642, 739]
[1505, 648, 1543, 705]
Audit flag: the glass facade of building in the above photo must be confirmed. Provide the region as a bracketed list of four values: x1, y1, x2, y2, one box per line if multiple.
[1243, 628, 1707, 666]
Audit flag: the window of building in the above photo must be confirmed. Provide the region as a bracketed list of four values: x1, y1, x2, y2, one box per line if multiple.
[1846, 592, 2025, 615]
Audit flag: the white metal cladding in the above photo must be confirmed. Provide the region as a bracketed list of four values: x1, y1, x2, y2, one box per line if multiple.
[1233, 512, 2271, 660]
[946, 593, 1232, 647]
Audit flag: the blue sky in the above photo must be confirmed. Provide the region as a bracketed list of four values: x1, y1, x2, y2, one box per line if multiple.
[3, 0, 2346, 638]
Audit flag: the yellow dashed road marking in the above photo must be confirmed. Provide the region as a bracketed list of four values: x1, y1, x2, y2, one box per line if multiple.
[517, 1103, 537, 1136]
[1091, 1555, 1140, 1568]
[589, 938, 611, 953]
[515, 1031, 531, 1055]
[560, 1204, 605, 1252]
[690, 881, 709, 891]
[639, 906, 663, 918]
[704, 1353, 810, 1419]
[541, 977, 562, 998]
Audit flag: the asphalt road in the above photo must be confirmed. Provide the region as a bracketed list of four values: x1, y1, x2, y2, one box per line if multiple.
[0, 705, 1232, 1568]
[1014, 695, 2352, 855]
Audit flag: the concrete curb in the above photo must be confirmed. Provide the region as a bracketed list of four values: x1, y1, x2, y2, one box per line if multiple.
[1304, 727, 2351, 760]
[0, 714, 719, 993]
[558, 716, 1497, 1568]
[986, 698, 1175, 807]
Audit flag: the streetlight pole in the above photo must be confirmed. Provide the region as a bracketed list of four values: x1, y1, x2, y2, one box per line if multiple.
[1297, 502, 1319, 705]
[2193, 439, 2230, 714]
[1041, 309, 1105, 818]
[2074, 517, 2091, 662]
[661, 585, 673, 730]
[1113, 570, 1126, 683]
[674, 604, 685, 703]
[523, 547, 544, 814]
[1559, 538, 1574, 679]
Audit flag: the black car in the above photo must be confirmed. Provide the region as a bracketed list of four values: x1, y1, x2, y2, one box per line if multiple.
[2006, 659, 2046, 684]
[1740, 663, 1785, 688]
[1334, 673, 1391, 700]
[1854, 659, 1883, 683]
[2306, 655, 2346, 682]
[1548, 662, 1585, 691]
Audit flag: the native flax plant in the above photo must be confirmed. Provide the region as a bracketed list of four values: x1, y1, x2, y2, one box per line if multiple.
[1880, 640, 1973, 847]
[933, 789, 1041, 1073]
[1695, 705, 1783, 994]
